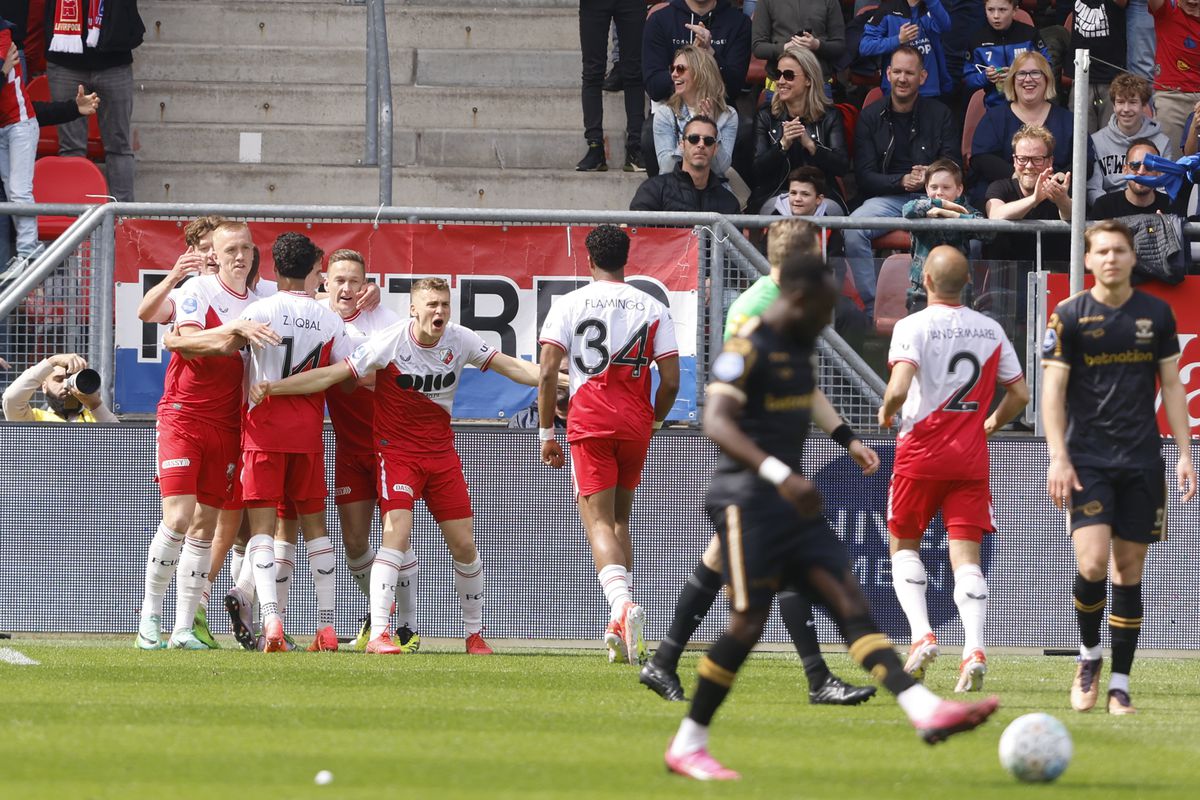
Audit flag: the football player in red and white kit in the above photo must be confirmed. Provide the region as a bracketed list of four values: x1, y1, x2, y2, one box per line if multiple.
[213, 233, 356, 652]
[252, 277, 545, 654]
[135, 221, 278, 650]
[537, 225, 681, 665]
[878, 247, 1029, 691]
[319, 249, 411, 650]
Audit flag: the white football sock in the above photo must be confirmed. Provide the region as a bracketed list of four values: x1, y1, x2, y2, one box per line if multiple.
[1109, 672, 1130, 693]
[891, 550, 932, 642]
[307, 536, 337, 627]
[896, 683, 941, 721]
[669, 718, 708, 756]
[953, 564, 988, 659]
[454, 557, 484, 636]
[598, 563, 632, 621]
[248, 534, 279, 619]
[370, 547, 404, 636]
[274, 540, 296, 623]
[346, 547, 376, 599]
[1080, 643, 1103, 661]
[234, 545, 257, 597]
[142, 523, 185, 617]
[172, 537, 212, 636]
[395, 549, 419, 629]
[229, 544, 246, 584]
[201, 580, 212, 608]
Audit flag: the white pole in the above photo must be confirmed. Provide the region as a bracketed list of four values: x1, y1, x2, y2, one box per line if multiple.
[1070, 49, 1090, 295]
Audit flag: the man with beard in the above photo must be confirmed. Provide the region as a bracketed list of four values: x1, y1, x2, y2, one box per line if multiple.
[2, 352, 117, 422]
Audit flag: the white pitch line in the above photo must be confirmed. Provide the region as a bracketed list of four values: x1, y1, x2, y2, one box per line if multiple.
[0, 646, 40, 666]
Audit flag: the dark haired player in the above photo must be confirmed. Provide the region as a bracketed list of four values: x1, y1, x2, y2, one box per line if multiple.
[1042, 220, 1195, 715]
[665, 251, 999, 781]
[538, 225, 680, 666]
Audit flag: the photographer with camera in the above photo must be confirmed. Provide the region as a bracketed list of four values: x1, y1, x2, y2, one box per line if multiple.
[2, 353, 117, 422]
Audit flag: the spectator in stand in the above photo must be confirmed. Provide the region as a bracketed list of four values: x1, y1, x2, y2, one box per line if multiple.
[859, 0, 953, 99]
[970, 52, 1073, 200]
[902, 159, 986, 311]
[1089, 140, 1186, 218]
[1179, 99, 1200, 155]
[750, 44, 849, 213]
[0, 16, 39, 266]
[1126, 0, 1155, 81]
[943, 0, 986, 98]
[847, 46, 959, 321]
[1150, 0, 1200, 156]
[963, 0, 1049, 109]
[749, 0, 845, 89]
[1087, 74, 1175, 205]
[2, 352, 117, 422]
[630, 115, 741, 213]
[1067, 0, 1125, 133]
[651, 45, 737, 178]
[642, 0, 751, 104]
[985, 124, 1073, 266]
[577, 0, 646, 172]
[0, 2, 27, 72]
[766, 165, 846, 223]
[44, 0, 141, 202]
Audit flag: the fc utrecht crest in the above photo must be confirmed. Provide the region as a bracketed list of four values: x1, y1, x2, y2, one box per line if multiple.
[440, 348, 454, 365]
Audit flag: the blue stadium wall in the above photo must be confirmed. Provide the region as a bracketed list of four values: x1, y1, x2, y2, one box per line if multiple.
[1, 424, 1198, 650]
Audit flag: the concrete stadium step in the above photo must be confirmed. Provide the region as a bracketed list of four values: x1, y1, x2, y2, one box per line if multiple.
[134, 82, 640, 134]
[416, 49, 581, 89]
[134, 164, 648, 210]
[141, 1, 577, 50]
[133, 122, 632, 170]
[135, 43, 414, 85]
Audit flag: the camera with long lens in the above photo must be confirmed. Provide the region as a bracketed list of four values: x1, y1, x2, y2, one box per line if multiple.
[64, 368, 101, 395]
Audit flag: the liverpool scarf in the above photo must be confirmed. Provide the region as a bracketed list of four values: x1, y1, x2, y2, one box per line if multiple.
[87, 0, 106, 48]
[48, 1, 92, 54]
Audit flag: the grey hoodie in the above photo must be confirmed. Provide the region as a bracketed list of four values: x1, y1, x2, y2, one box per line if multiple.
[1088, 114, 1176, 205]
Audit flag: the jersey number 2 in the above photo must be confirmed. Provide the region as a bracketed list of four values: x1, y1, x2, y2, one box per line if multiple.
[944, 352, 981, 412]
[573, 320, 651, 377]
[281, 337, 323, 376]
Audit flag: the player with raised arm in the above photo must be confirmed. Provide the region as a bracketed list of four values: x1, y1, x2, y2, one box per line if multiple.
[878, 246, 1030, 692]
[135, 221, 278, 650]
[641, 219, 878, 706]
[137, 216, 226, 324]
[537, 225, 680, 666]
[1042, 220, 1196, 715]
[318, 250, 410, 651]
[252, 278, 544, 654]
[665, 250, 999, 781]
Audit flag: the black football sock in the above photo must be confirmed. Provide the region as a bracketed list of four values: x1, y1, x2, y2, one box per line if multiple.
[687, 632, 754, 726]
[779, 591, 830, 689]
[653, 562, 721, 672]
[1073, 574, 1107, 650]
[1109, 582, 1143, 676]
[840, 613, 916, 696]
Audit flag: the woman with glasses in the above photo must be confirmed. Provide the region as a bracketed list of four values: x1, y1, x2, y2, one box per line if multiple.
[750, 44, 848, 213]
[970, 52, 1075, 200]
[651, 46, 738, 179]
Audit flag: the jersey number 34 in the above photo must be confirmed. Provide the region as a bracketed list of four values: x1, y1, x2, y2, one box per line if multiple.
[574, 320, 651, 377]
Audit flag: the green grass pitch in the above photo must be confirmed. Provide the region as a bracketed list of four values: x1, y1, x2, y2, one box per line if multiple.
[2, 638, 1199, 799]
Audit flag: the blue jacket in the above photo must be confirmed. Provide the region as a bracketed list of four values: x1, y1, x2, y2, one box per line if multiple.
[860, 0, 952, 97]
[963, 21, 1049, 108]
[642, 0, 752, 103]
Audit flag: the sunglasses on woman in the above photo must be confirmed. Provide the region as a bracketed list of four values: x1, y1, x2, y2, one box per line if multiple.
[684, 134, 717, 146]
[670, 64, 688, 75]
[778, 69, 798, 82]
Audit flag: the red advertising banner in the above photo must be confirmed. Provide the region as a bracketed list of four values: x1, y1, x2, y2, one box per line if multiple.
[1045, 274, 1200, 435]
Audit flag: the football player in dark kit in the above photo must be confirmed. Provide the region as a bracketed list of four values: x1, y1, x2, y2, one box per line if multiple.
[1042, 219, 1196, 716]
[663, 251, 999, 782]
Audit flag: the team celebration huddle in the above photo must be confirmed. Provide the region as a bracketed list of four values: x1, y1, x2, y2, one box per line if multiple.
[129, 215, 1193, 781]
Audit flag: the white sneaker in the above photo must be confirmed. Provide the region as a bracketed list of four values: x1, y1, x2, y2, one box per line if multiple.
[954, 650, 987, 693]
[904, 632, 939, 680]
[167, 630, 209, 650]
[623, 603, 647, 666]
[135, 613, 166, 650]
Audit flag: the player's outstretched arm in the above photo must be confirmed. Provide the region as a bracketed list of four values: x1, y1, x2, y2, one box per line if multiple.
[261, 362, 356, 400]
[983, 377, 1031, 437]
[813, 389, 879, 475]
[1041, 363, 1080, 509]
[537, 345, 566, 469]
[490, 352, 542, 387]
[878, 361, 916, 428]
[704, 391, 822, 516]
[653, 355, 681, 425]
[164, 320, 280, 359]
[1158, 357, 1197, 502]
[138, 249, 204, 324]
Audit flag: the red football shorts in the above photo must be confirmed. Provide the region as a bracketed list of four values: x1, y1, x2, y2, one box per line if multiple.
[335, 450, 379, 506]
[569, 437, 650, 497]
[887, 474, 994, 542]
[377, 449, 472, 521]
[241, 450, 327, 515]
[155, 417, 239, 508]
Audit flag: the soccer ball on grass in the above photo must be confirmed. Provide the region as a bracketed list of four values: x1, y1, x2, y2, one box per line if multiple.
[998, 712, 1072, 782]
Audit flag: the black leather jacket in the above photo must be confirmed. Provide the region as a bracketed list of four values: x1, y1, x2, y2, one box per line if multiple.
[629, 165, 742, 214]
[854, 95, 960, 199]
[752, 104, 849, 211]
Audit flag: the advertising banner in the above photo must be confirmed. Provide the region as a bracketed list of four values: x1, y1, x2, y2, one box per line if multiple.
[113, 220, 701, 419]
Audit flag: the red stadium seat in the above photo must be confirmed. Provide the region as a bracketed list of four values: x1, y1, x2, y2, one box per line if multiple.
[32, 156, 109, 240]
[836, 102, 859, 157]
[874, 254, 912, 335]
[863, 86, 884, 109]
[872, 230, 911, 253]
[746, 56, 768, 87]
[1013, 9, 1034, 26]
[962, 89, 987, 170]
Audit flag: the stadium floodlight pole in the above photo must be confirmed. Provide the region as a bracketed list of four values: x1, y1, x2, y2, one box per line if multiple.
[363, 0, 378, 167]
[1069, 48, 1090, 296]
[371, 0, 394, 206]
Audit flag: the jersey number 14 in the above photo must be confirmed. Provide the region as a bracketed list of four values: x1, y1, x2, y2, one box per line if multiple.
[281, 336, 324, 376]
